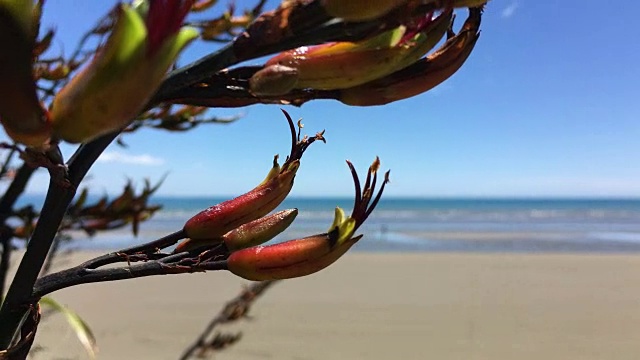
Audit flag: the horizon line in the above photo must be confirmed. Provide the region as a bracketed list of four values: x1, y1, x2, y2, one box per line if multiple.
[19, 192, 640, 201]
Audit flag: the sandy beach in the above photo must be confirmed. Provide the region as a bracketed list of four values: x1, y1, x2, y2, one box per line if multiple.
[23, 251, 640, 359]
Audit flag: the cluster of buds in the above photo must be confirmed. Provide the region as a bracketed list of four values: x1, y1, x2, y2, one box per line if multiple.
[125, 104, 238, 134]
[171, 110, 389, 280]
[250, 8, 454, 95]
[49, 0, 198, 144]
[190, 0, 266, 42]
[0, 0, 201, 147]
[175, 110, 325, 252]
[243, 0, 485, 106]
[340, 5, 483, 105]
[1, 0, 486, 146]
[64, 179, 163, 236]
[177, 208, 299, 253]
[13, 179, 163, 240]
[226, 158, 389, 280]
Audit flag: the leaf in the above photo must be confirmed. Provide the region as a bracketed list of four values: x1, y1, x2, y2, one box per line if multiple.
[39, 297, 97, 359]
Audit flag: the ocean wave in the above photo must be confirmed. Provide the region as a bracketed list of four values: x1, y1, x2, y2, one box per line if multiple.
[587, 232, 640, 243]
[147, 208, 640, 224]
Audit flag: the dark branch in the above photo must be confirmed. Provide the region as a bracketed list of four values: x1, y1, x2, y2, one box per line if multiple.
[81, 229, 186, 269]
[33, 258, 228, 298]
[152, 44, 239, 104]
[0, 134, 118, 348]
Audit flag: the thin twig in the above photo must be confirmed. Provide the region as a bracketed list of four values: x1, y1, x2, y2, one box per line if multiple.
[80, 229, 186, 269]
[31, 227, 219, 297]
[33, 258, 228, 298]
[178, 281, 277, 360]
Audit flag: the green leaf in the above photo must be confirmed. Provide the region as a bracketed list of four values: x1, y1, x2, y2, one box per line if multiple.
[39, 297, 97, 359]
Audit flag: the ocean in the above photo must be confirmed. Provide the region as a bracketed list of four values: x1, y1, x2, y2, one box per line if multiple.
[45, 197, 640, 253]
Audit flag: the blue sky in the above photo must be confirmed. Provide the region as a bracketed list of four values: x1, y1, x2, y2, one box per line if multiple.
[11, 1, 640, 197]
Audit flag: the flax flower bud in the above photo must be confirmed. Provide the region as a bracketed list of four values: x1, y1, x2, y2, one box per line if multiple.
[50, 1, 198, 143]
[175, 208, 298, 253]
[183, 110, 324, 241]
[223, 208, 298, 251]
[249, 10, 452, 96]
[339, 6, 482, 106]
[228, 158, 390, 281]
[0, 0, 50, 147]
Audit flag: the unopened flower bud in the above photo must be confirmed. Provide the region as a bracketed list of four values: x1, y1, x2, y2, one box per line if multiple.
[50, 1, 198, 143]
[250, 10, 452, 95]
[183, 111, 324, 240]
[228, 158, 390, 281]
[339, 6, 481, 106]
[223, 208, 298, 251]
[175, 208, 298, 253]
[227, 234, 362, 281]
[249, 65, 299, 97]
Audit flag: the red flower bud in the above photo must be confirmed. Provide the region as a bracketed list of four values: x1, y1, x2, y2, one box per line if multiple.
[227, 234, 362, 281]
[339, 6, 482, 106]
[183, 110, 324, 240]
[228, 158, 390, 281]
[175, 208, 298, 253]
